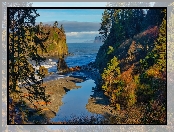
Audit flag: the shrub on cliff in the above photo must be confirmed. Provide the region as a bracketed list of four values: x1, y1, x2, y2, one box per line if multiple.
[101, 56, 126, 109]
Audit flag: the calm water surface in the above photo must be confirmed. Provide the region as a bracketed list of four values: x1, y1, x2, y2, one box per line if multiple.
[51, 79, 101, 122]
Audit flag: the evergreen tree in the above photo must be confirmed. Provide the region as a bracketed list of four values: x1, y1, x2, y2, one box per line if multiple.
[53, 21, 58, 28]
[60, 24, 65, 33]
[8, 8, 50, 124]
[144, 9, 165, 29]
[99, 9, 111, 41]
[101, 56, 120, 92]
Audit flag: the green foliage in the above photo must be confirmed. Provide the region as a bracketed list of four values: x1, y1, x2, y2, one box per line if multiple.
[96, 7, 166, 123]
[140, 9, 166, 73]
[153, 9, 166, 72]
[53, 32, 58, 40]
[140, 52, 158, 70]
[99, 9, 111, 41]
[96, 8, 147, 74]
[60, 24, 65, 33]
[101, 56, 120, 90]
[143, 9, 165, 29]
[107, 46, 114, 55]
[134, 75, 140, 85]
[53, 21, 58, 28]
[101, 56, 126, 108]
[48, 43, 56, 51]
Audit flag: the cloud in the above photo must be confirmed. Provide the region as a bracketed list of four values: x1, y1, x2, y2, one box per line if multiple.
[66, 31, 100, 43]
[66, 31, 99, 37]
[37, 21, 101, 32]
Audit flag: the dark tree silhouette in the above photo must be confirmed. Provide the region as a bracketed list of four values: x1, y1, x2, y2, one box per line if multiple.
[8, 8, 50, 124]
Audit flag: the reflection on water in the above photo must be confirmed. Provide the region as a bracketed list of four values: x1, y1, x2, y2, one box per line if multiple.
[51, 79, 100, 122]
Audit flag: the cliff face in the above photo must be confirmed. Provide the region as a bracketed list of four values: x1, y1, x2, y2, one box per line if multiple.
[37, 25, 68, 57]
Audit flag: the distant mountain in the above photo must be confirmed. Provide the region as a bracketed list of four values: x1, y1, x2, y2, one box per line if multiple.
[82, 36, 104, 44]
[93, 36, 103, 44]
[83, 40, 94, 43]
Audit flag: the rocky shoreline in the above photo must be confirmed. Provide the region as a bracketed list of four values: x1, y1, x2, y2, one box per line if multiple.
[20, 64, 126, 124]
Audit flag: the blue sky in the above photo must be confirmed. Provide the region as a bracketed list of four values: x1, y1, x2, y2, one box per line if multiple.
[35, 9, 105, 43]
[36, 9, 104, 23]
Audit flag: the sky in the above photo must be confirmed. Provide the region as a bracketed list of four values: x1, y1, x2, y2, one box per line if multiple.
[33, 1, 155, 43]
[35, 9, 105, 43]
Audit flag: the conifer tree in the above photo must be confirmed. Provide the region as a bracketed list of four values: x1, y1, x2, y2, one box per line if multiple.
[101, 56, 120, 93]
[53, 21, 58, 28]
[8, 8, 50, 124]
[60, 24, 65, 33]
[99, 9, 111, 41]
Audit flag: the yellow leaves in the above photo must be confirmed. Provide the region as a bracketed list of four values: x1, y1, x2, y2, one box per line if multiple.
[134, 75, 140, 85]
[107, 46, 114, 54]
[146, 65, 160, 78]
[116, 103, 120, 111]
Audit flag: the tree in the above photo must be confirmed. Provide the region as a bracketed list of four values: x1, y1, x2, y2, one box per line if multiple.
[53, 21, 58, 28]
[101, 56, 120, 93]
[153, 9, 166, 72]
[60, 24, 65, 33]
[143, 8, 165, 29]
[8, 8, 50, 124]
[99, 9, 111, 41]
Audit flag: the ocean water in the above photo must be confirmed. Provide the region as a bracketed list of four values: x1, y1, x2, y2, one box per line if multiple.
[51, 79, 102, 122]
[65, 43, 102, 68]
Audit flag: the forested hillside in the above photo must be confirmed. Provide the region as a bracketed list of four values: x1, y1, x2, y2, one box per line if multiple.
[95, 8, 166, 124]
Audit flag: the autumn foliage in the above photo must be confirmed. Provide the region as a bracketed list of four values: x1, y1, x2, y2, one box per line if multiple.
[96, 8, 166, 124]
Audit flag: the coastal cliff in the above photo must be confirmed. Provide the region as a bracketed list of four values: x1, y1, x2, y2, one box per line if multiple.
[36, 23, 68, 57]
